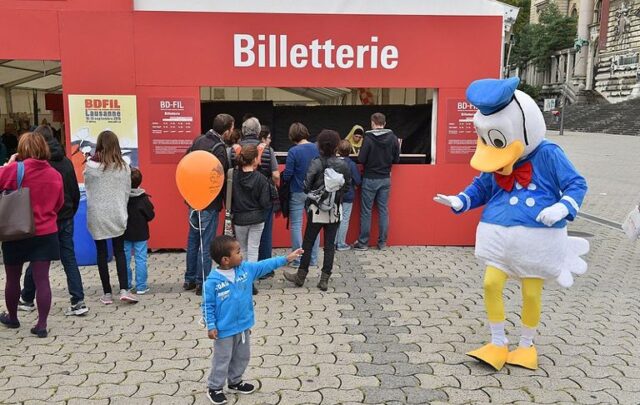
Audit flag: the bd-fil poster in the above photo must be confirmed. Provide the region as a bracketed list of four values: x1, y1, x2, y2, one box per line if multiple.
[68, 95, 138, 183]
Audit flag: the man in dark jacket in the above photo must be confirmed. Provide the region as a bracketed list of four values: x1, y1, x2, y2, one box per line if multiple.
[352, 112, 400, 251]
[19, 125, 87, 316]
[184, 114, 232, 295]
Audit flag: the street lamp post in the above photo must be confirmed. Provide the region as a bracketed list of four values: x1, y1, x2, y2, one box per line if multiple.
[504, 33, 516, 78]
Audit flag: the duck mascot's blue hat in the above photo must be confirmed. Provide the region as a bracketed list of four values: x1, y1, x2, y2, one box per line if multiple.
[466, 77, 520, 115]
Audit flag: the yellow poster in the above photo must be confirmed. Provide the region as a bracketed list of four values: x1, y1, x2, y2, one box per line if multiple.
[68, 95, 138, 182]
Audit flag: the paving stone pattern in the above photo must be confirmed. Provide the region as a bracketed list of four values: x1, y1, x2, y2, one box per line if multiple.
[1, 132, 639, 404]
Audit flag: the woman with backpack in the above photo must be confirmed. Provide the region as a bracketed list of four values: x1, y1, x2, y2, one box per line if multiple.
[284, 130, 351, 291]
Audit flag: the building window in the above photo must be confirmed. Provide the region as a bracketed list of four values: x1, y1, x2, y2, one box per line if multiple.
[594, 0, 602, 23]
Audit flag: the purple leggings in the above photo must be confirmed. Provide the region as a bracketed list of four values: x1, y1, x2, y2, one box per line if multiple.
[4, 261, 51, 329]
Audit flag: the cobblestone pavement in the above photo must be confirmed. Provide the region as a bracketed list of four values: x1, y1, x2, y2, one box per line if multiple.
[1, 132, 639, 404]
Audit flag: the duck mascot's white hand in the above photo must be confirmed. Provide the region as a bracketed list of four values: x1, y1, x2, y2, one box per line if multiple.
[433, 194, 463, 211]
[536, 202, 569, 227]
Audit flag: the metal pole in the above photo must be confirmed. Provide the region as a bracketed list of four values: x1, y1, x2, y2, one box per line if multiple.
[505, 43, 513, 77]
[559, 93, 566, 136]
[33, 90, 39, 127]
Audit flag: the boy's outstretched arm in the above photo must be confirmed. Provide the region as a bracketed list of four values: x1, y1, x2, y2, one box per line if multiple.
[247, 249, 304, 280]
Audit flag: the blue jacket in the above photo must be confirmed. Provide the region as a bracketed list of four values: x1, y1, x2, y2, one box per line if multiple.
[341, 157, 362, 203]
[201, 256, 287, 338]
[455, 140, 587, 228]
[283, 143, 319, 193]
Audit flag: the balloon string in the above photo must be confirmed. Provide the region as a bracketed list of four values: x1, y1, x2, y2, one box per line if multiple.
[189, 209, 203, 231]
[198, 210, 208, 329]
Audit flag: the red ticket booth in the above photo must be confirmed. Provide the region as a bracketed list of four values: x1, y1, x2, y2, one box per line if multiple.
[0, 0, 506, 249]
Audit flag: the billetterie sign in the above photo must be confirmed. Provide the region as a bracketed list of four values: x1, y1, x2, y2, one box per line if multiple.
[234, 34, 399, 69]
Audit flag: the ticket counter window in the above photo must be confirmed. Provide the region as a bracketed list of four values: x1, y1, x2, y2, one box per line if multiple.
[200, 87, 434, 164]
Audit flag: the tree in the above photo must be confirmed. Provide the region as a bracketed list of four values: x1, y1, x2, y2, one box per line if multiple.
[511, 2, 577, 69]
[502, 0, 531, 36]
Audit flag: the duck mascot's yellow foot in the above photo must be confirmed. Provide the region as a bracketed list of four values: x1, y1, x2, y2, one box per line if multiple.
[466, 343, 509, 370]
[506, 346, 538, 370]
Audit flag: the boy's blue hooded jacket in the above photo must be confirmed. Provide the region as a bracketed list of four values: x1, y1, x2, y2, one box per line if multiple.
[201, 256, 286, 339]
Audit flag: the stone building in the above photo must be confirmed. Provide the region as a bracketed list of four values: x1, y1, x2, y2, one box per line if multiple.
[520, 0, 640, 103]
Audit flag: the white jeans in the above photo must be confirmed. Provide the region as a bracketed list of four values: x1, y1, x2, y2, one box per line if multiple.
[234, 223, 265, 262]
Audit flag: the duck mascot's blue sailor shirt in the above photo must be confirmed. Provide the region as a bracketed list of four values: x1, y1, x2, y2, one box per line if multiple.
[455, 140, 587, 229]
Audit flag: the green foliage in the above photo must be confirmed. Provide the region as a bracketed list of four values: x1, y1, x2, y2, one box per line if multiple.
[518, 82, 541, 100]
[511, 2, 577, 69]
[501, 0, 531, 36]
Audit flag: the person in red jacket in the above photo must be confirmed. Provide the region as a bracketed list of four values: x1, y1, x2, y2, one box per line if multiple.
[0, 132, 63, 338]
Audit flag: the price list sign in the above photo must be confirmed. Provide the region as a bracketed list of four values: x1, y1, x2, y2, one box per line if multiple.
[445, 99, 478, 164]
[149, 98, 197, 163]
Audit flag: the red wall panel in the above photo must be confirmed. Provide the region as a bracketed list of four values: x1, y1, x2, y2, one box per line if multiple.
[0, 9, 60, 59]
[58, 11, 136, 94]
[135, 86, 201, 248]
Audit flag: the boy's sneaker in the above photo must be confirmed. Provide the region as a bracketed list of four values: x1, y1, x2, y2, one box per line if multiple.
[336, 243, 351, 251]
[377, 243, 388, 251]
[119, 289, 139, 303]
[352, 241, 369, 251]
[136, 288, 150, 295]
[100, 294, 113, 305]
[207, 389, 227, 404]
[18, 298, 36, 312]
[64, 301, 89, 316]
[195, 284, 203, 296]
[183, 282, 197, 291]
[228, 381, 255, 395]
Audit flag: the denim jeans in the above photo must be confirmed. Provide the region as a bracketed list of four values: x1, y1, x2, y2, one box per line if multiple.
[358, 177, 391, 246]
[258, 206, 273, 261]
[124, 240, 148, 291]
[289, 192, 319, 266]
[185, 208, 219, 285]
[335, 202, 353, 247]
[22, 218, 85, 305]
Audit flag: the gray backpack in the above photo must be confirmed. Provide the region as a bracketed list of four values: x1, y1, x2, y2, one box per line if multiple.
[307, 161, 345, 212]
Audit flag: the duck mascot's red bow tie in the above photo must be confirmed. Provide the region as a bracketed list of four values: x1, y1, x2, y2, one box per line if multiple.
[494, 162, 532, 191]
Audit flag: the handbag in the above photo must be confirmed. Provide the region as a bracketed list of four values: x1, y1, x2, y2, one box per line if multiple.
[0, 162, 35, 241]
[622, 206, 640, 241]
[269, 180, 281, 213]
[223, 168, 234, 236]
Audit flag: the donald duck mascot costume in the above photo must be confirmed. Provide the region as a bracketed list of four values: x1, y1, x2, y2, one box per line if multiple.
[434, 77, 588, 371]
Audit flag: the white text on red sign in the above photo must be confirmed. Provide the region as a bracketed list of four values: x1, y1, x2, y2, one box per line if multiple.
[234, 34, 399, 69]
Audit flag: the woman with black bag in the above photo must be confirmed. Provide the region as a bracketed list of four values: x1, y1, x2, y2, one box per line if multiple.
[0, 132, 64, 337]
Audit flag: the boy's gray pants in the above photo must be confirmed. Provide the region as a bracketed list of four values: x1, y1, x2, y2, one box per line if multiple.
[208, 330, 251, 389]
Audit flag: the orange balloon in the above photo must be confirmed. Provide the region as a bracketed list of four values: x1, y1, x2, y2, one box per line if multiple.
[175, 150, 224, 210]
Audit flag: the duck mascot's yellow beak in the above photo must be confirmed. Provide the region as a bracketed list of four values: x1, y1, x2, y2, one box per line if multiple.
[470, 139, 524, 175]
